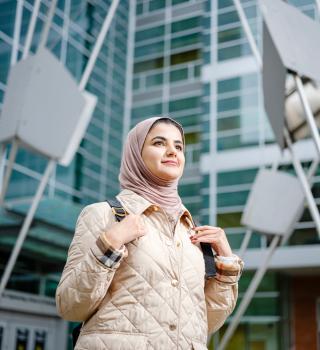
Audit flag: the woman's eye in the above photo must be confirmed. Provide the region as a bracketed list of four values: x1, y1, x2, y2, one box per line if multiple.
[176, 145, 183, 151]
[154, 141, 164, 146]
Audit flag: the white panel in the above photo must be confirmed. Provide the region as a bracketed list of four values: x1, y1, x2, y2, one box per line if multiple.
[260, 0, 320, 82]
[241, 169, 305, 236]
[59, 90, 97, 166]
[0, 57, 34, 142]
[0, 48, 97, 166]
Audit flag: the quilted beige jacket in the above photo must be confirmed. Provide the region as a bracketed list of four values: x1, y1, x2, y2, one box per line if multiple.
[56, 190, 243, 350]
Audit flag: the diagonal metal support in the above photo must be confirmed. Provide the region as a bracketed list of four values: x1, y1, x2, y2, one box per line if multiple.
[23, 0, 42, 59]
[79, 0, 120, 91]
[283, 128, 320, 237]
[0, 140, 19, 205]
[238, 228, 252, 258]
[0, 159, 56, 299]
[232, 0, 262, 68]
[280, 156, 320, 245]
[316, 0, 320, 17]
[294, 74, 320, 158]
[11, 0, 24, 65]
[218, 235, 280, 350]
[38, 0, 58, 51]
[0, 144, 6, 195]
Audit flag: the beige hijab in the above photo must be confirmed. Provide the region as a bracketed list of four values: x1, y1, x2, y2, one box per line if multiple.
[119, 117, 184, 217]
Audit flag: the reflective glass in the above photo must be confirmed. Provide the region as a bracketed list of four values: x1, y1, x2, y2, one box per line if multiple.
[170, 49, 201, 65]
[135, 25, 165, 42]
[170, 67, 188, 82]
[171, 16, 201, 33]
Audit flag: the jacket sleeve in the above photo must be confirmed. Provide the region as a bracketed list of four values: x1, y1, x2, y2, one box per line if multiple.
[204, 255, 244, 334]
[55, 202, 127, 322]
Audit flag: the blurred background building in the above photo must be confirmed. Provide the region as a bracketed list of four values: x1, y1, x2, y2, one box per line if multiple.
[0, 0, 319, 349]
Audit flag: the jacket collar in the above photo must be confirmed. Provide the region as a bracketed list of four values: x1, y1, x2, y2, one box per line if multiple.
[116, 189, 194, 227]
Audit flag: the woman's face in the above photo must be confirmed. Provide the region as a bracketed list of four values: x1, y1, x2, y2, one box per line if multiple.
[141, 122, 185, 181]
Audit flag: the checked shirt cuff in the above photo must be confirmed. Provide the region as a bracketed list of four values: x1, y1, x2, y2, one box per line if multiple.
[91, 235, 127, 269]
[214, 254, 244, 285]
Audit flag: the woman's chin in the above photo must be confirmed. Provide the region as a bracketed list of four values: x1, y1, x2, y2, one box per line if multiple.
[158, 171, 181, 181]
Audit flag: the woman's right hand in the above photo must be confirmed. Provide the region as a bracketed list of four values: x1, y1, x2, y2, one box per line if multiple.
[103, 214, 146, 249]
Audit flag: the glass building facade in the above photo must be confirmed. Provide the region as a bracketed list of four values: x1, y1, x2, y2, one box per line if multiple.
[0, 0, 320, 349]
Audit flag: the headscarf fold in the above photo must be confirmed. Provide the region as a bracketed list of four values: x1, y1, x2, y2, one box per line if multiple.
[119, 117, 184, 217]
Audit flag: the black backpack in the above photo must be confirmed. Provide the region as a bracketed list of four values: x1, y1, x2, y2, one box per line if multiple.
[72, 198, 216, 348]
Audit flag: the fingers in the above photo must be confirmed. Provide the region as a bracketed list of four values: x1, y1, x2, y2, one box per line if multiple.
[190, 226, 225, 245]
[191, 227, 223, 238]
[131, 215, 146, 237]
[193, 225, 222, 232]
[191, 236, 215, 244]
[121, 214, 146, 240]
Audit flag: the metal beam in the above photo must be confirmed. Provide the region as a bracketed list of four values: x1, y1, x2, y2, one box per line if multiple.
[22, 0, 41, 59]
[0, 140, 18, 205]
[11, 0, 24, 65]
[38, 0, 58, 51]
[316, 0, 320, 19]
[0, 144, 6, 196]
[238, 228, 252, 258]
[0, 159, 56, 299]
[232, 0, 262, 69]
[294, 74, 320, 159]
[79, 0, 120, 91]
[283, 128, 320, 237]
[218, 235, 280, 350]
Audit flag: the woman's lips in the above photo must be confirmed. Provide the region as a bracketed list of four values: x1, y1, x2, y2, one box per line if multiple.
[162, 161, 178, 166]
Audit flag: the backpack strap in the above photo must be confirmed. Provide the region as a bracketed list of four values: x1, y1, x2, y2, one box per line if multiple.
[192, 219, 217, 279]
[106, 198, 127, 222]
[200, 242, 217, 279]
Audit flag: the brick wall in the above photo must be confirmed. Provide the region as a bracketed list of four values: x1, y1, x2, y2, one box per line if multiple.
[292, 276, 320, 350]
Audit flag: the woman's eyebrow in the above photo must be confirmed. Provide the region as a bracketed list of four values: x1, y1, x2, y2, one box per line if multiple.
[151, 136, 183, 144]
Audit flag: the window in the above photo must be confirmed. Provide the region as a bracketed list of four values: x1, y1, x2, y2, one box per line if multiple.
[132, 103, 162, 119]
[172, 0, 190, 6]
[218, 0, 234, 9]
[15, 328, 29, 350]
[169, 96, 200, 112]
[171, 16, 201, 33]
[133, 77, 140, 90]
[170, 68, 188, 82]
[134, 41, 164, 58]
[218, 27, 243, 44]
[146, 73, 163, 87]
[171, 33, 201, 49]
[179, 183, 200, 197]
[217, 190, 250, 207]
[136, 3, 143, 15]
[149, 0, 166, 11]
[218, 10, 239, 26]
[135, 25, 165, 42]
[170, 49, 201, 65]
[185, 132, 200, 144]
[134, 57, 164, 73]
[217, 168, 258, 187]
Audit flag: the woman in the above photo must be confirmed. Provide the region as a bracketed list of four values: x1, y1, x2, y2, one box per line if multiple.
[56, 116, 243, 350]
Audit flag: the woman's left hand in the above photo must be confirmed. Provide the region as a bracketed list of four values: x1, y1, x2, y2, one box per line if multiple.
[190, 226, 233, 257]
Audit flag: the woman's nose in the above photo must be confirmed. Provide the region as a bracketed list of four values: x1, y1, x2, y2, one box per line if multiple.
[166, 144, 177, 156]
